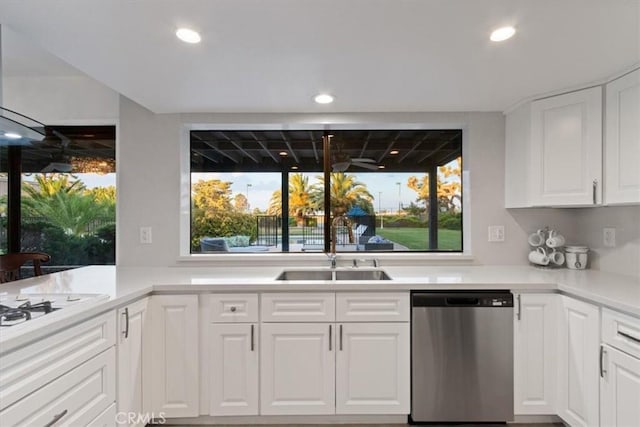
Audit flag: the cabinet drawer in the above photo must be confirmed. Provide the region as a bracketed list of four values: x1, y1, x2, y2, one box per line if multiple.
[336, 292, 409, 322]
[0, 312, 116, 410]
[87, 403, 116, 427]
[261, 293, 335, 322]
[210, 294, 258, 323]
[0, 347, 116, 427]
[603, 308, 640, 359]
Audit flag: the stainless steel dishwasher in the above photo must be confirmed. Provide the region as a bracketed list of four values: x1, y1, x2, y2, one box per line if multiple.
[411, 291, 514, 423]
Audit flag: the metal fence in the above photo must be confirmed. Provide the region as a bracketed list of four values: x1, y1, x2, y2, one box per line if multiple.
[256, 215, 280, 246]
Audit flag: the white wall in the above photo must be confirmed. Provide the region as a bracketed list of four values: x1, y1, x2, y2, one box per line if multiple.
[117, 97, 590, 268]
[3, 75, 118, 124]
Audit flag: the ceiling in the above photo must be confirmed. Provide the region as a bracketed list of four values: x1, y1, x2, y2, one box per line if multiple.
[191, 129, 462, 172]
[0, 0, 638, 114]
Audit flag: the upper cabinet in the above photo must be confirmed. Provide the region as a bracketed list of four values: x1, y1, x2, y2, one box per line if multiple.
[529, 87, 602, 206]
[605, 68, 640, 205]
[506, 66, 640, 208]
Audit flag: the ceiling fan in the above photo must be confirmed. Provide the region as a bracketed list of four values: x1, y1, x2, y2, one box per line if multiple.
[41, 130, 73, 172]
[331, 141, 378, 172]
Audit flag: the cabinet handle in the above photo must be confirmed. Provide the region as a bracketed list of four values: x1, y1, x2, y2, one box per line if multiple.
[250, 324, 255, 351]
[122, 307, 129, 339]
[516, 294, 521, 321]
[329, 324, 332, 351]
[618, 330, 640, 344]
[600, 345, 607, 378]
[230, 306, 237, 312]
[339, 324, 343, 351]
[44, 409, 68, 427]
[593, 179, 598, 204]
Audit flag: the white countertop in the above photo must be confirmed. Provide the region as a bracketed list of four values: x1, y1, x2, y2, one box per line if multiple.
[1, 265, 638, 353]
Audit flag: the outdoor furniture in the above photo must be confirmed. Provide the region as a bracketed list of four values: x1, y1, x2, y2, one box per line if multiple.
[200, 237, 271, 253]
[0, 252, 51, 283]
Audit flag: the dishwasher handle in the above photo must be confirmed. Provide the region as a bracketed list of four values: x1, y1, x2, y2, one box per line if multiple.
[445, 297, 479, 306]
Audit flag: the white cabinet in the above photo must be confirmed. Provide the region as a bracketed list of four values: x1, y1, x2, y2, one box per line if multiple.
[208, 293, 259, 416]
[513, 293, 558, 415]
[336, 322, 409, 414]
[605, 68, 640, 205]
[149, 295, 199, 418]
[600, 308, 640, 427]
[557, 296, 600, 427]
[117, 297, 149, 426]
[260, 322, 335, 415]
[601, 344, 640, 427]
[530, 86, 603, 206]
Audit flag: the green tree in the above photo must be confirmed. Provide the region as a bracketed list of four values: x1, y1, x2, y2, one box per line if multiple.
[192, 179, 233, 211]
[407, 157, 462, 213]
[233, 193, 248, 212]
[266, 174, 317, 224]
[22, 174, 112, 236]
[311, 173, 373, 216]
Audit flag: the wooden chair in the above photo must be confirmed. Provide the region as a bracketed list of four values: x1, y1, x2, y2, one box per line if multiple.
[0, 252, 51, 283]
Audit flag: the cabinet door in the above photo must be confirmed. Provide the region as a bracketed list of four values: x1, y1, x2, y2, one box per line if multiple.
[557, 296, 600, 427]
[117, 298, 149, 426]
[209, 323, 258, 416]
[513, 294, 557, 415]
[336, 323, 409, 414]
[260, 323, 335, 415]
[605, 68, 640, 205]
[530, 86, 602, 206]
[601, 345, 640, 427]
[148, 295, 199, 418]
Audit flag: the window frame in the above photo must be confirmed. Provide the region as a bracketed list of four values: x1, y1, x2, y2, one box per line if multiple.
[179, 122, 471, 261]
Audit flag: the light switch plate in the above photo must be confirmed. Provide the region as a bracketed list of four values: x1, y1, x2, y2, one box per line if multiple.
[140, 226, 153, 244]
[603, 227, 616, 247]
[488, 225, 505, 242]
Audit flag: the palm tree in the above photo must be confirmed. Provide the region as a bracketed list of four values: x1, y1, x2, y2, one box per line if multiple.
[289, 174, 316, 225]
[311, 173, 373, 216]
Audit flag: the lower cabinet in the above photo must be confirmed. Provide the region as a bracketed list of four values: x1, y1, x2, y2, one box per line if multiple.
[117, 297, 149, 426]
[557, 296, 600, 427]
[600, 344, 640, 426]
[336, 322, 409, 414]
[260, 322, 336, 415]
[209, 323, 259, 415]
[513, 293, 558, 415]
[148, 295, 199, 418]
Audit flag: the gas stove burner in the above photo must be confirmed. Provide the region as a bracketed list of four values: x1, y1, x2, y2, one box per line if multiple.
[0, 305, 32, 326]
[17, 300, 57, 314]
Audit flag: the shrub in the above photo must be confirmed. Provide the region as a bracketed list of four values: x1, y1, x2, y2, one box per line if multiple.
[438, 212, 462, 230]
[191, 209, 257, 251]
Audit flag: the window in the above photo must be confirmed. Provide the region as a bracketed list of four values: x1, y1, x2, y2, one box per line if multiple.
[0, 125, 116, 274]
[190, 129, 462, 253]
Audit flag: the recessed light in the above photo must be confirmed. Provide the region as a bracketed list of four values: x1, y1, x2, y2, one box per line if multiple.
[378, 165, 386, 169]
[490, 26, 516, 42]
[314, 94, 334, 104]
[279, 151, 288, 156]
[291, 166, 299, 170]
[176, 28, 201, 44]
[4, 132, 21, 139]
[390, 150, 399, 155]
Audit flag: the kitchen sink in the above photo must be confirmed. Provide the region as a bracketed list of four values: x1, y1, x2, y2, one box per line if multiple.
[334, 270, 391, 280]
[275, 270, 334, 281]
[275, 269, 391, 281]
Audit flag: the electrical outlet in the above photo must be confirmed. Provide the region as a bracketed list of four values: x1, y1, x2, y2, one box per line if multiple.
[488, 225, 505, 242]
[140, 226, 153, 244]
[603, 227, 616, 247]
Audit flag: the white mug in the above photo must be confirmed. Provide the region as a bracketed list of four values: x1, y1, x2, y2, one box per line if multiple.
[529, 247, 550, 265]
[528, 229, 546, 247]
[546, 230, 565, 248]
[549, 250, 565, 266]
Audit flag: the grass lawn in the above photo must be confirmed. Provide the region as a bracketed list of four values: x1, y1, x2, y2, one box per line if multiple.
[376, 227, 462, 251]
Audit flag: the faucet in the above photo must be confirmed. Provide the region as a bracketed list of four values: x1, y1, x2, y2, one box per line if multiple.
[328, 215, 354, 268]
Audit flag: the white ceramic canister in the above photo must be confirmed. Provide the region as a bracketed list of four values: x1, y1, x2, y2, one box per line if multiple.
[565, 245, 589, 270]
